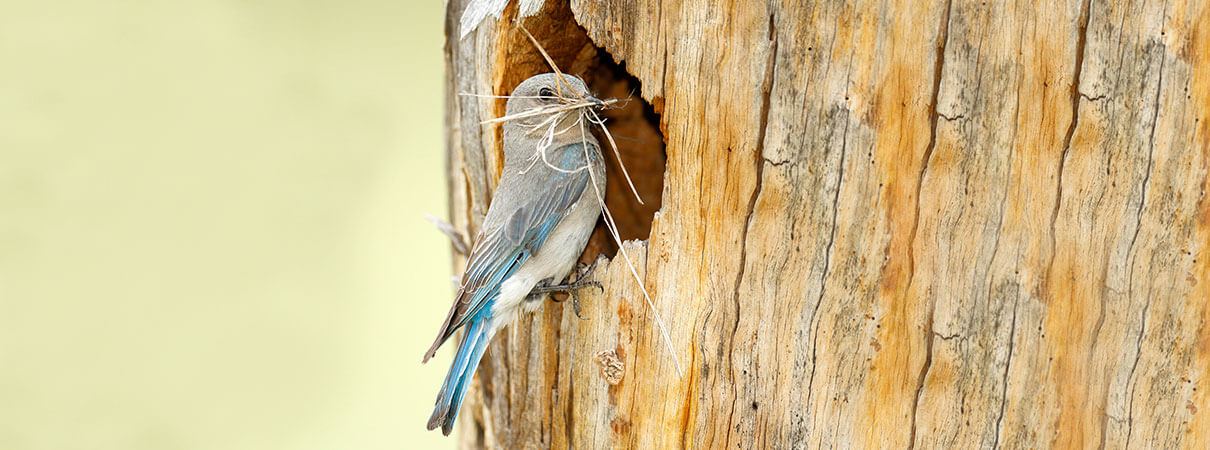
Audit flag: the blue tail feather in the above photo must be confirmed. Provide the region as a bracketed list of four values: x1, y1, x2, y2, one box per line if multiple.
[427, 318, 496, 435]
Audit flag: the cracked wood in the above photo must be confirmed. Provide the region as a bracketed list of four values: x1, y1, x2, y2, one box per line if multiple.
[440, 0, 1210, 448]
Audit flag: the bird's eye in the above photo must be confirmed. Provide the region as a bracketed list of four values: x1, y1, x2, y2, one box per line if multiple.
[538, 87, 554, 99]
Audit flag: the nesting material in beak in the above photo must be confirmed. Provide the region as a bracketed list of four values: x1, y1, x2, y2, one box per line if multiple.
[587, 95, 606, 110]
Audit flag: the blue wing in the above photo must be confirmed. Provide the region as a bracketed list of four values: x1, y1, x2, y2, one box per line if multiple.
[422, 142, 600, 362]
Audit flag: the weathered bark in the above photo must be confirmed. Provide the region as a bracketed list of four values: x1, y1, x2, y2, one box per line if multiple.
[440, 0, 1210, 448]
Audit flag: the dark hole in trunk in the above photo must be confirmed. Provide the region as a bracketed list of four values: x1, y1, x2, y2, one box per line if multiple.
[579, 51, 666, 260]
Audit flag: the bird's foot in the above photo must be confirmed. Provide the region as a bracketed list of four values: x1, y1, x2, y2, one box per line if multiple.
[528, 261, 603, 319]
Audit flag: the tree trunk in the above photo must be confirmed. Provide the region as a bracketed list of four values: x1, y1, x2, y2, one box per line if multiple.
[440, 0, 1209, 448]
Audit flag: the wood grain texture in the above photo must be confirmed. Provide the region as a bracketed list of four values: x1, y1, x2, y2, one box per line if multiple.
[438, 0, 1210, 448]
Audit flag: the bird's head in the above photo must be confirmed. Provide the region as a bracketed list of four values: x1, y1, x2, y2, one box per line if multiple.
[505, 73, 605, 118]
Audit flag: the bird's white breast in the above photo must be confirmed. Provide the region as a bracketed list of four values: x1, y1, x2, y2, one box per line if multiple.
[489, 186, 603, 325]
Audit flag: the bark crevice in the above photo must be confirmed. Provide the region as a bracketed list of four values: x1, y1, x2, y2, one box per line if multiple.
[908, 0, 953, 446]
[1123, 46, 1166, 449]
[1047, 0, 1093, 284]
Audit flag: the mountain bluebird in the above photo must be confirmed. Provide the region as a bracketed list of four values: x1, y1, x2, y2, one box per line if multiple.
[423, 73, 607, 435]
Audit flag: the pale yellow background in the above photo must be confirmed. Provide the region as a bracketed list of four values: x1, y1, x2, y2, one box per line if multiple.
[1, 1, 455, 448]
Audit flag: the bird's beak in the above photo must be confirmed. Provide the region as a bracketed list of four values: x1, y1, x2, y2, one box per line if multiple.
[587, 95, 606, 110]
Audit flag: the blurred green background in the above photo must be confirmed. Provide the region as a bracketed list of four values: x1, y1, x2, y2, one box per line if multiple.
[1, 1, 454, 448]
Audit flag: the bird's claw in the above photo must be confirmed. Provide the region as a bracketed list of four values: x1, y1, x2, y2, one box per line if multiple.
[528, 262, 604, 320]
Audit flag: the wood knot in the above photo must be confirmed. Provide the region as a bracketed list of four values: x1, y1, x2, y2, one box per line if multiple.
[594, 349, 625, 385]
